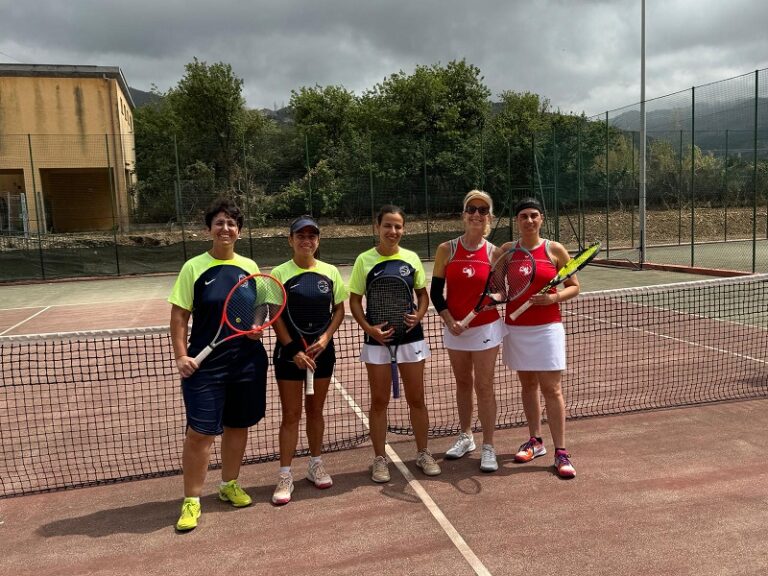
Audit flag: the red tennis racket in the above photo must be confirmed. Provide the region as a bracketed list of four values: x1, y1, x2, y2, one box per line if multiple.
[193, 273, 287, 366]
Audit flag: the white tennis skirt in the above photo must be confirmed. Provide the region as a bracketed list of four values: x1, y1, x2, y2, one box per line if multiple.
[360, 340, 432, 365]
[443, 318, 504, 351]
[502, 322, 566, 371]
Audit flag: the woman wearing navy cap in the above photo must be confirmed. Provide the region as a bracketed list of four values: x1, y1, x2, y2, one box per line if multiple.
[269, 215, 348, 504]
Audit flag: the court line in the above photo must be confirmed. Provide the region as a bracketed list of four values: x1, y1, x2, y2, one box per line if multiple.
[332, 376, 492, 576]
[575, 311, 768, 366]
[0, 306, 51, 336]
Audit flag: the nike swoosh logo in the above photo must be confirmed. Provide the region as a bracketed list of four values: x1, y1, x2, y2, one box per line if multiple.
[205, 279, 216, 285]
[289, 283, 300, 290]
[373, 270, 384, 276]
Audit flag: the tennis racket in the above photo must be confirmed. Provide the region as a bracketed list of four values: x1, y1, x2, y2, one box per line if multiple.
[366, 274, 414, 399]
[508, 241, 601, 321]
[458, 246, 536, 328]
[193, 273, 287, 366]
[284, 271, 335, 396]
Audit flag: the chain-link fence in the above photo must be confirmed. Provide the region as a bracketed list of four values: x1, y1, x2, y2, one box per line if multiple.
[2, 70, 767, 282]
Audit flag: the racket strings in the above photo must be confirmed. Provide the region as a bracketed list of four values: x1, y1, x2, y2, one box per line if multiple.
[286, 289, 333, 336]
[225, 276, 285, 332]
[366, 277, 412, 339]
[489, 251, 536, 303]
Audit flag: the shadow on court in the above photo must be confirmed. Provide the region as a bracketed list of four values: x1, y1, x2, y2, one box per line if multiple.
[3, 399, 768, 576]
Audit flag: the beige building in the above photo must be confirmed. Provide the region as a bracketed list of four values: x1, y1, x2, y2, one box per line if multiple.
[0, 64, 136, 233]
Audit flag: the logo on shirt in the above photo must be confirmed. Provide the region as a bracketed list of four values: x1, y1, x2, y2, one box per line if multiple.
[204, 278, 216, 286]
[317, 279, 331, 294]
[373, 269, 384, 277]
[462, 265, 475, 278]
[465, 253, 475, 259]
[519, 263, 534, 276]
[399, 265, 410, 277]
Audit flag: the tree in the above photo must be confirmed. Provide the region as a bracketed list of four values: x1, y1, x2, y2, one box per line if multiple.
[169, 58, 247, 187]
[132, 92, 179, 221]
[290, 84, 358, 159]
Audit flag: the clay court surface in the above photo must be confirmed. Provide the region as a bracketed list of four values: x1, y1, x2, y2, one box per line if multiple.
[1, 267, 766, 576]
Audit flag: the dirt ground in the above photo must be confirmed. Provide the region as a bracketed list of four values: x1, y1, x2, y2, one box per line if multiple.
[2, 207, 766, 250]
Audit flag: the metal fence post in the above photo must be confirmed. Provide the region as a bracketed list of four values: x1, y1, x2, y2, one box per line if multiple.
[173, 134, 187, 262]
[27, 134, 45, 280]
[690, 87, 695, 267]
[105, 134, 120, 275]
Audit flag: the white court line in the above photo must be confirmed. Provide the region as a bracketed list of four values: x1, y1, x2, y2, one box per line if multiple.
[332, 376, 492, 576]
[0, 306, 51, 336]
[573, 311, 768, 366]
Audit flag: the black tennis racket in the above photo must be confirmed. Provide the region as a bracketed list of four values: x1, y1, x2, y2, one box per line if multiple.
[193, 274, 286, 366]
[366, 274, 413, 399]
[508, 241, 601, 321]
[458, 246, 536, 328]
[283, 271, 335, 396]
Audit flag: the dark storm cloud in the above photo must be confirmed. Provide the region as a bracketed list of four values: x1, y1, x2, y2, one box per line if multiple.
[0, 0, 766, 115]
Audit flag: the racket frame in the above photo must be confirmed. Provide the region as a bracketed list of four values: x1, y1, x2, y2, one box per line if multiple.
[193, 273, 286, 366]
[366, 274, 414, 399]
[508, 241, 601, 322]
[457, 246, 536, 328]
[283, 272, 335, 396]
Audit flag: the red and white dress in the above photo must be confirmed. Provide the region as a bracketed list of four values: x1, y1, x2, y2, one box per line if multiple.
[502, 240, 566, 371]
[443, 237, 504, 351]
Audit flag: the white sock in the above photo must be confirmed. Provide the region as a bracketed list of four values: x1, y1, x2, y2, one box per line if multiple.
[279, 466, 292, 476]
[309, 456, 322, 466]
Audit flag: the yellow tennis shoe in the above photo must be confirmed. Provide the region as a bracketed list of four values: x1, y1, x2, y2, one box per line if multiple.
[218, 479, 252, 507]
[175, 498, 201, 531]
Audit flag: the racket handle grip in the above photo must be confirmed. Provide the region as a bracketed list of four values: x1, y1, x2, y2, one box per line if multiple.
[458, 310, 477, 329]
[193, 345, 213, 366]
[305, 368, 315, 396]
[509, 300, 533, 321]
[391, 364, 400, 399]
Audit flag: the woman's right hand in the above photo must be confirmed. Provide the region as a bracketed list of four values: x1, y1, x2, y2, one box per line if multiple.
[175, 355, 198, 378]
[441, 312, 465, 336]
[367, 322, 395, 345]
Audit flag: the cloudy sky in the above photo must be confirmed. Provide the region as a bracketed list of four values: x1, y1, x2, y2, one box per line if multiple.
[1, 0, 766, 116]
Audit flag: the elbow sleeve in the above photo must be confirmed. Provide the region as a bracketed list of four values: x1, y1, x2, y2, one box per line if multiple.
[430, 276, 447, 313]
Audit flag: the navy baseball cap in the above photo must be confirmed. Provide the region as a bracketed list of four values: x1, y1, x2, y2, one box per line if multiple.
[290, 216, 320, 234]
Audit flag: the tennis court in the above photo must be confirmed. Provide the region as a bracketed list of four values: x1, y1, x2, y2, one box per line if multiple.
[1, 266, 767, 575]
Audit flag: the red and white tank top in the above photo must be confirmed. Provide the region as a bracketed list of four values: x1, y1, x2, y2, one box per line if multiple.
[445, 237, 499, 328]
[505, 240, 561, 326]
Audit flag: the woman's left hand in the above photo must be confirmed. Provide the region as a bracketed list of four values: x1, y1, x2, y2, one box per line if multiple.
[530, 292, 558, 306]
[304, 334, 328, 358]
[404, 311, 421, 331]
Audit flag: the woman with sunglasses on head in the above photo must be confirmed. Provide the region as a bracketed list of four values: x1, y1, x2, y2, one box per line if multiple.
[269, 215, 348, 505]
[502, 197, 579, 478]
[430, 190, 504, 472]
[349, 205, 441, 482]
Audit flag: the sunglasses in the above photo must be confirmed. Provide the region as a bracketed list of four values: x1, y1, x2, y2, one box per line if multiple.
[464, 205, 490, 216]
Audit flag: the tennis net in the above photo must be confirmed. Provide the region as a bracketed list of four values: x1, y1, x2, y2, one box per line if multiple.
[2, 274, 767, 497]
